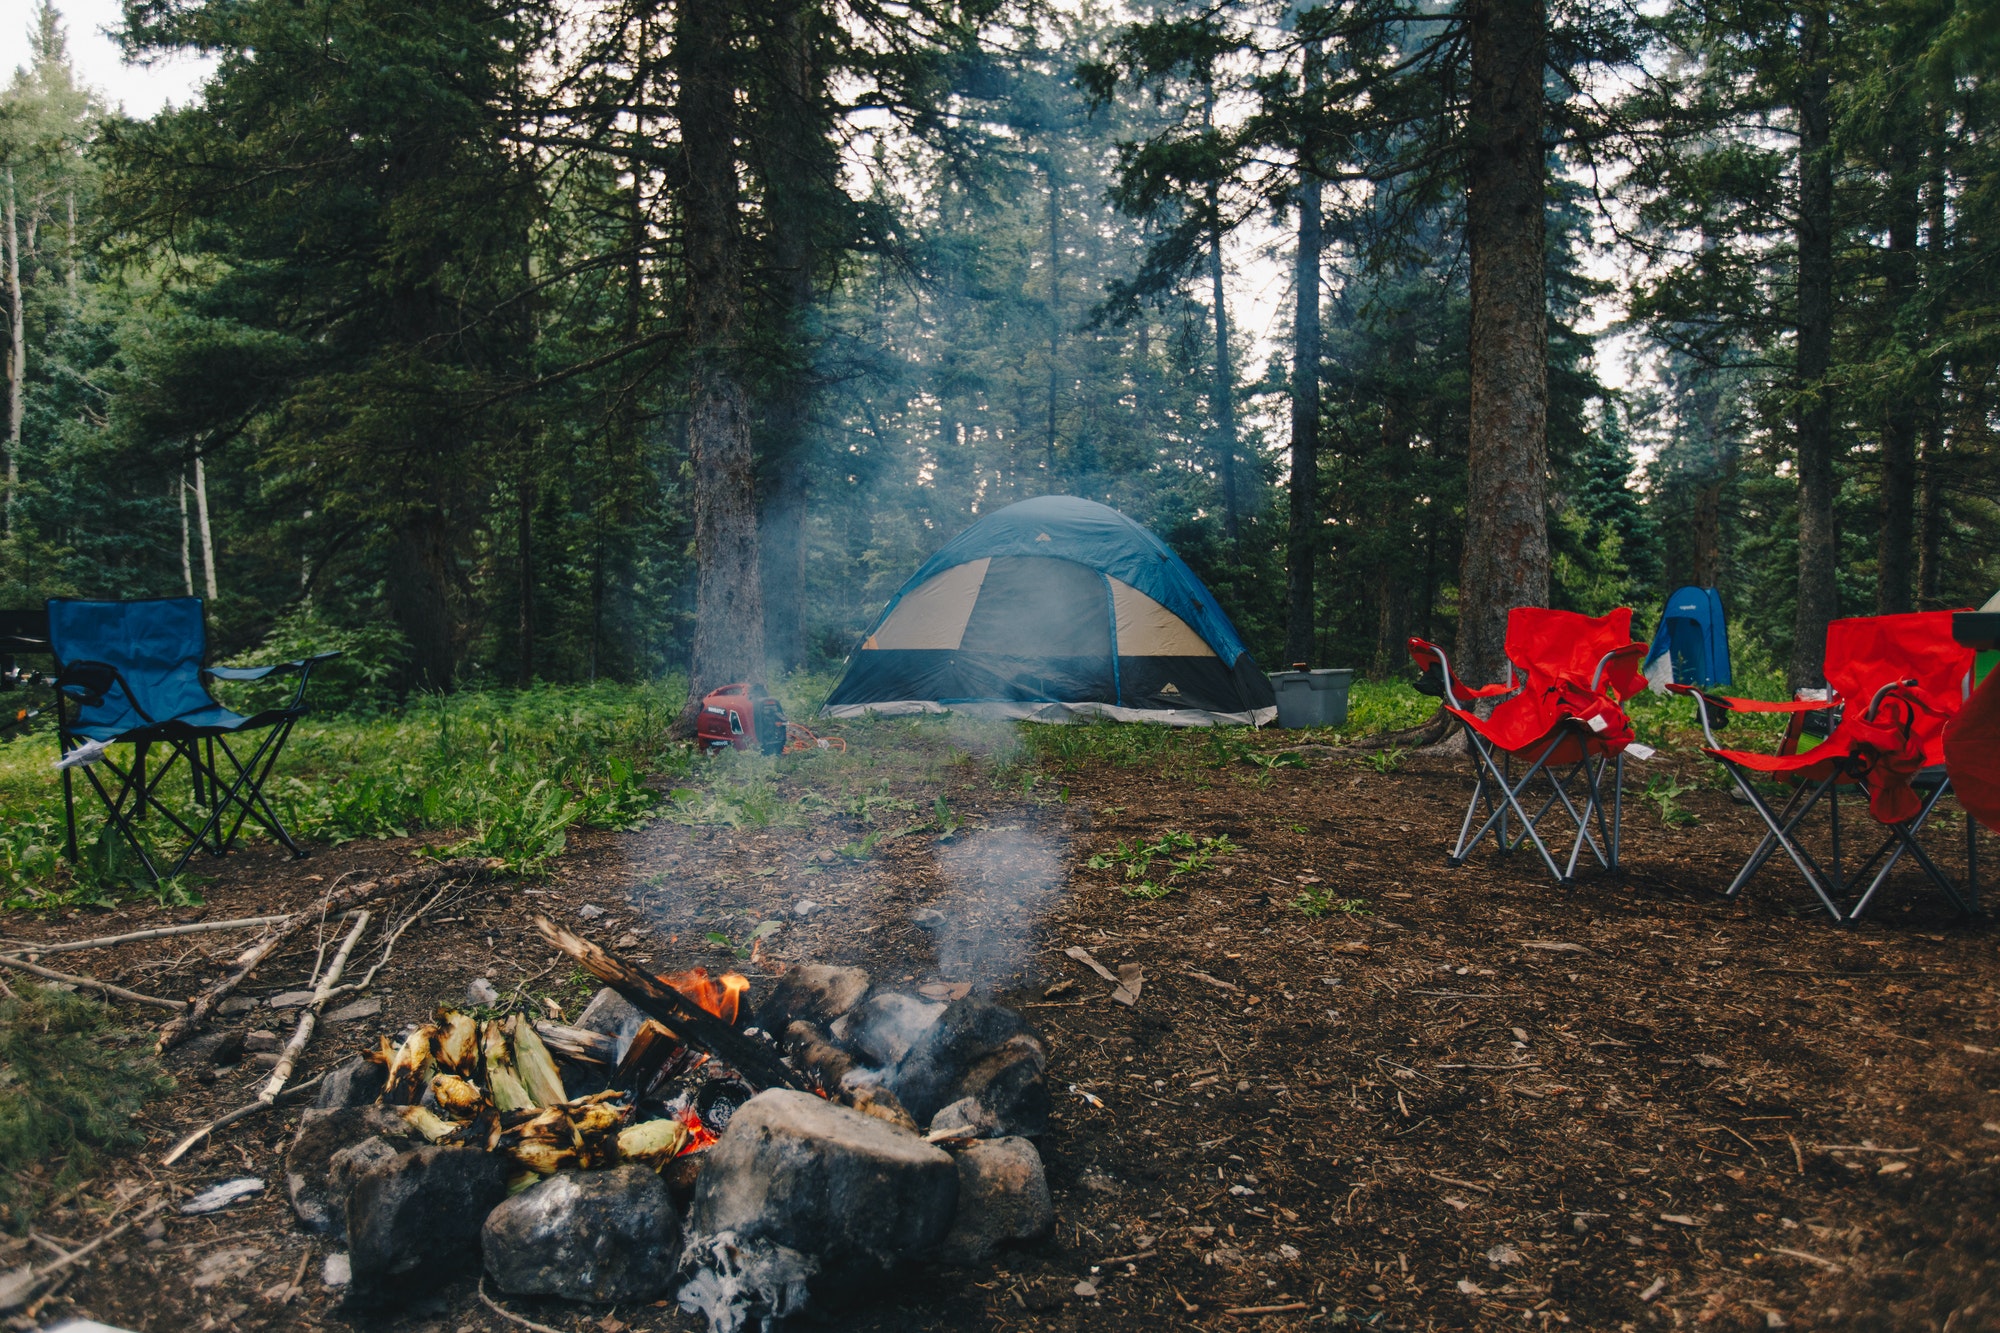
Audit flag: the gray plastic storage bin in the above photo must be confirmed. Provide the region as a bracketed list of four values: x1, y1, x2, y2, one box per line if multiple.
[1269, 668, 1355, 728]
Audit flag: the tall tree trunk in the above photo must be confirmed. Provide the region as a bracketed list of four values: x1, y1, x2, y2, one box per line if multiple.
[1688, 370, 1734, 589]
[756, 0, 832, 675]
[1875, 133, 1919, 614]
[517, 470, 535, 687]
[679, 0, 763, 709]
[1046, 159, 1061, 486]
[1456, 0, 1550, 685]
[1285, 168, 1322, 666]
[1790, 2, 1838, 688]
[192, 451, 217, 600]
[1203, 84, 1239, 544]
[1916, 110, 1948, 607]
[387, 510, 457, 690]
[178, 473, 194, 595]
[3, 167, 21, 537]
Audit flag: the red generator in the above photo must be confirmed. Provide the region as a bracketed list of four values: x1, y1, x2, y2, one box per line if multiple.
[696, 683, 787, 756]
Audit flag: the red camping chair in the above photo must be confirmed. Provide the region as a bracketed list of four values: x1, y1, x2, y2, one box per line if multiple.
[1409, 608, 1650, 884]
[1672, 610, 1979, 923]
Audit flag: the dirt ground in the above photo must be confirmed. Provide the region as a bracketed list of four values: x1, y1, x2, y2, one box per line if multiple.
[5, 738, 1998, 1333]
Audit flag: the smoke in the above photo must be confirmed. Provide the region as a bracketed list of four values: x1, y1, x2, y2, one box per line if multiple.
[923, 824, 1064, 993]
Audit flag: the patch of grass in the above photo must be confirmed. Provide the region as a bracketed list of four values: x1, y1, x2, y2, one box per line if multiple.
[1293, 887, 1371, 919]
[1643, 773, 1701, 827]
[1364, 746, 1407, 774]
[0, 986, 173, 1231]
[1087, 829, 1241, 899]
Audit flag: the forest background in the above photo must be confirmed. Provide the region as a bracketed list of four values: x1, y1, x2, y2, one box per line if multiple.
[1, 0, 1996, 708]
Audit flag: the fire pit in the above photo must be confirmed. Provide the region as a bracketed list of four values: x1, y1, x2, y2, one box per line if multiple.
[281, 918, 1053, 1328]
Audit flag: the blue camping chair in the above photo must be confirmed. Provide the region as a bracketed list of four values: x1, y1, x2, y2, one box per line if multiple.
[46, 598, 337, 882]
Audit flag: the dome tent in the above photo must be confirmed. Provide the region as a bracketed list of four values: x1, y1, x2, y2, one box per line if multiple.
[823, 496, 1277, 726]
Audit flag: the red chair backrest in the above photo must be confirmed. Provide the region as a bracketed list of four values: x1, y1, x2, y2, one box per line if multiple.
[1824, 612, 1972, 715]
[1824, 611, 1973, 766]
[1504, 607, 1645, 699]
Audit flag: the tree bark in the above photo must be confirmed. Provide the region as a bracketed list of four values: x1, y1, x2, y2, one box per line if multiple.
[1916, 111, 1948, 607]
[386, 510, 458, 690]
[178, 473, 194, 595]
[3, 167, 21, 536]
[755, 0, 831, 675]
[192, 450, 217, 601]
[1456, 0, 1550, 685]
[1046, 158, 1061, 485]
[1203, 83, 1239, 544]
[516, 469, 535, 687]
[1790, 2, 1839, 689]
[1875, 133, 1919, 614]
[679, 0, 763, 710]
[1285, 168, 1322, 667]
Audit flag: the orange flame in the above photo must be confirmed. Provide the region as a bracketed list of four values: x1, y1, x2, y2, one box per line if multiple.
[675, 1106, 719, 1156]
[658, 965, 751, 1025]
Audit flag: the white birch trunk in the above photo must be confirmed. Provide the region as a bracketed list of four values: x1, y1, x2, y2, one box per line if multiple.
[193, 452, 218, 600]
[179, 473, 194, 596]
[3, 167, 23, 536]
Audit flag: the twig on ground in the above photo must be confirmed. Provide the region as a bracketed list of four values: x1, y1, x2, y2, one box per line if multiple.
[155, 858, 494, 1054]
[479, 1275, 567, 1333]
[324, 884, 454, 999]
[0, 957, 186, 1010]
[162, 911, 371, 1168]
[0, 916, 290, 958]
[0, 1199, 165, 1313]
[158, 1071, 330, 1167]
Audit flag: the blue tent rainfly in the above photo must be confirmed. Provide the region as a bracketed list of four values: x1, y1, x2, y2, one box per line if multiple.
[823, 496, 1277, 726]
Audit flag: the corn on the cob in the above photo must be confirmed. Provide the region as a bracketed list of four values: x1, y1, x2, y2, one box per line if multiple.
[616, 1117, 691, 1168]
[397, 1104, 466, 1144]
[481, 1018, 535, 1112]
[436, 1010, 480, 1077]
[383, 1025, 440, 1105]
[427, 1073, 486, 1118]
[509, 1015, 568, 1107]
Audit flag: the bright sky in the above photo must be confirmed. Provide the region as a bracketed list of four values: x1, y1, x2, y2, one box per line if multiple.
[0, 0, 213, 118]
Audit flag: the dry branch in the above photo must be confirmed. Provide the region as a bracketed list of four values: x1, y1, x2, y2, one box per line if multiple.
[0, 1199, 165, 1312]
[0, 915, 289, 957]
[532, 916, 804, 1092]
[155, 858, 494, 1054]
[0, 957, 186, 1011]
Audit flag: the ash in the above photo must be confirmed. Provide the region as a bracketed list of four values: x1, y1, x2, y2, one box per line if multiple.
[677, 1231, 818, 1333]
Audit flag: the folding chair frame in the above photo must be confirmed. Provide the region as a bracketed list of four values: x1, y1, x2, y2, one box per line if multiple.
[1680, 685, 1981, 924]
[1425, 642, 1636, 886]
[53, 651, 333, 885]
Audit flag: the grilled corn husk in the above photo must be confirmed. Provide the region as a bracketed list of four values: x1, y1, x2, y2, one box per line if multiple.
[398, 1104, 467, 1144]
[481, 1019, 535, 1112]
[428, 1073, 487, 1118]
[436, 1011, 480, 1077]
[384, 1025, 440, 1105]
[616, 1117, 691, 1169]
[493, 1104, 583, 1174]
[509, 1015, 568, 1107]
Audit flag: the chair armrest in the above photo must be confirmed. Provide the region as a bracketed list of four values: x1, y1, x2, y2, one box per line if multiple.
[1863, 678, 1921, 723]
[1408, 638, 1515, 709]
[206, 651, 341, 683]
[1590, 642, 1649, 694]
[55, 660, 154, 723]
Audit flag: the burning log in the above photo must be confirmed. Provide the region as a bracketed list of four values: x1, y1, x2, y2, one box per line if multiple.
[532, 917, 804, 1092]
[531, 1022, 617, 1067]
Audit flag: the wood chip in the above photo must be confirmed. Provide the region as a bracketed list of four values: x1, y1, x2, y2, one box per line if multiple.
[1771, 1246, 1844, 1272]
[1223, 1303, 1309, 1317]
[1522, 941, 1587, 953]
[1186, 970, 1241, 993]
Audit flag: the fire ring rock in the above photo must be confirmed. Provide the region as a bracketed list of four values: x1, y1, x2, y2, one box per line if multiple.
[283, 1105, 414, 1237]
[342, 1145, 508, 1310]
[682, 1089, 958, 1324]
[937, 1137, 1054, 1266]
[892, 997, 1048, 1134]
[483, 1165, 680, 1303]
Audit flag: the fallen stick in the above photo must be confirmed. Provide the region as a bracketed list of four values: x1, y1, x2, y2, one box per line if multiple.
[0, 957, 186, 1011]
[0, 1198, 166, 1312]
[532, 916, 805, 1092]
[159, 1070, 332, 1168]
[1223, 1303, 1310, 1317]
[163, 912, 371, 1169]
[0, 915, 290, 957]
[326, 884, 453, 999]
[155, 858, 494, 1054]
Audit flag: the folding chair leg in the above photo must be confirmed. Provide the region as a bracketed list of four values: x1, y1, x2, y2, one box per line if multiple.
[1722, 763, 1846, 921]
[1846, 781, 1968, 922]
[1459, 733, 1572, 882]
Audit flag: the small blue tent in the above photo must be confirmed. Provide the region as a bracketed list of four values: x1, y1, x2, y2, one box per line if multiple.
[1644, 586, 1731, 690]
[823, 496, 1277, 725]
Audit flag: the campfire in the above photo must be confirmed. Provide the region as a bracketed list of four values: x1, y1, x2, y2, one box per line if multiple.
[286, 917, 1052, 1329]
